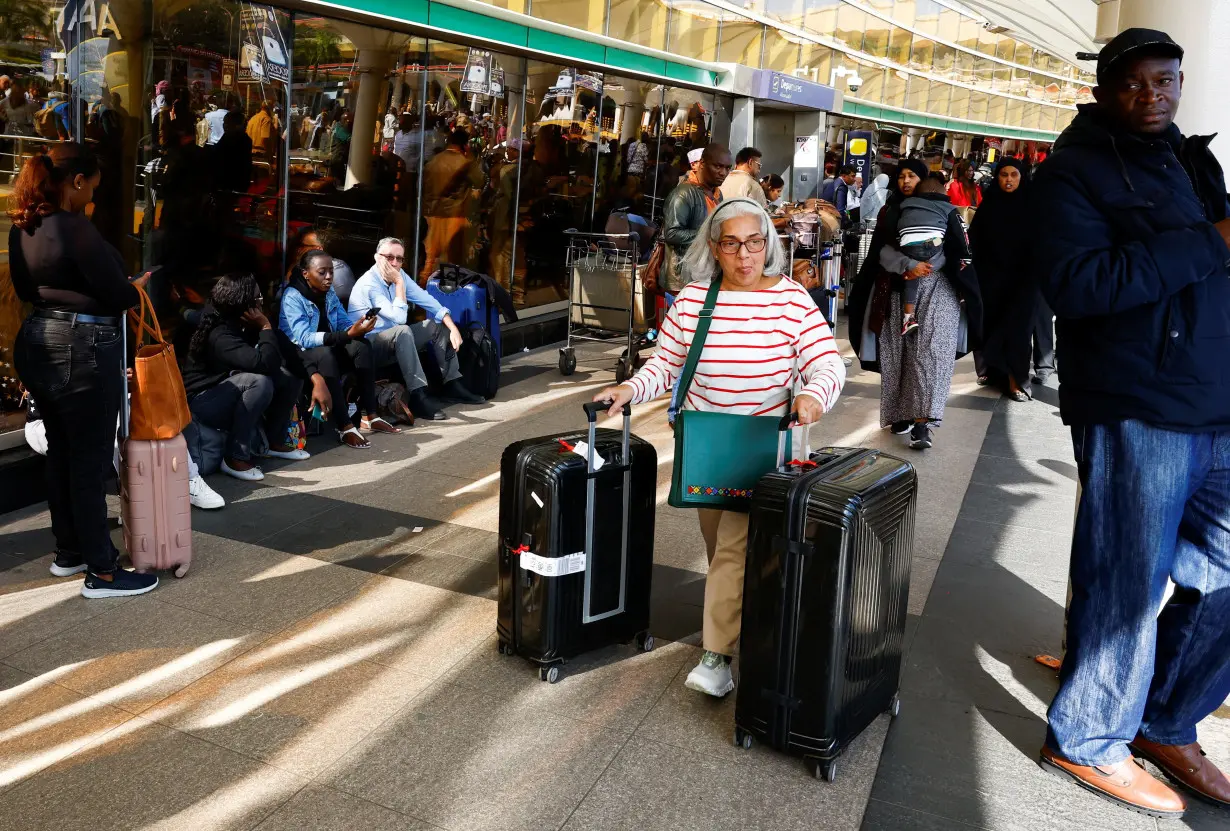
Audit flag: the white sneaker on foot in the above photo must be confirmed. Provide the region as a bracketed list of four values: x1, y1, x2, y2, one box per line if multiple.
[265, 447, 310, 461]
[221, 459, 264, 482]
[189, 475, 225, 509]
[684, 651, 735, 697]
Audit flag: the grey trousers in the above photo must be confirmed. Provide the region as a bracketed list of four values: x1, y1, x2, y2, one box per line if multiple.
[368, 322, 460, 392]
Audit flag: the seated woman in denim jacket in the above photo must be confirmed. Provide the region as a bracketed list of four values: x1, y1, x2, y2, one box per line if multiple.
[181, 272, 311, 481]
[279, 248, 397, 448]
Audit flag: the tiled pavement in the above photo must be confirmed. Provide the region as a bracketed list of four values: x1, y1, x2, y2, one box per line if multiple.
[0, 336, 1227, 831]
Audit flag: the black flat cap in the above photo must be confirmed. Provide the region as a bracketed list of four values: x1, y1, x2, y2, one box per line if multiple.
[1081, 28, 1184, 84]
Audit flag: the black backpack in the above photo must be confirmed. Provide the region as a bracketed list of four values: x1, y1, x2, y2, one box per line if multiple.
[458, 323, 499, 400]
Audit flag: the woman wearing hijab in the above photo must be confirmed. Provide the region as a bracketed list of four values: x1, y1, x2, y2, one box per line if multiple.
[847, 158, 983, 449]
[968, 159, 1035, 401]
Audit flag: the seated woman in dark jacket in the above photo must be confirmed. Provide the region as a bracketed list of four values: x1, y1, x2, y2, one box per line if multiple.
[279, 248, 397, 448]
[181, 273, 310, 481]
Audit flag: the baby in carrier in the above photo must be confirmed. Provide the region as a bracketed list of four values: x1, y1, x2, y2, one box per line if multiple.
[893, 176, 953, 336]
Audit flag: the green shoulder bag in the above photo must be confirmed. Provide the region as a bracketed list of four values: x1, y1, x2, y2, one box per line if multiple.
[667, 277, 791, 512]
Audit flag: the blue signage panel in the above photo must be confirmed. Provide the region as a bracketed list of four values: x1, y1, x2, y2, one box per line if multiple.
[843, 130, 875, 181]
[754, 70, 838, 112]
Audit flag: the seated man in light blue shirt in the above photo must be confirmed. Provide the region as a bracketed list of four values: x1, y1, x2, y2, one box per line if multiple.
[347, 236, 484, 420]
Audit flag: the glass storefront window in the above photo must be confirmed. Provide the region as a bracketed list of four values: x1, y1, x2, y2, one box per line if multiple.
[888, 27, 913, 66]
[905, 75, 928, 113]
[763, 29, 803, 75]
[968, 91, 990, 123]
[977, 30, 999, 57]
[861, 8, 892, 59]
[1005, 97, 1024, 127]
[670, 5, 720, 63]
[798, 46, 833, 87]
[855, 66, 885, 104]
[763, 0, 806, 29]
[948, 85, 970, 121]
[533, 0, 605, 36]
[991, 67, 1011, 93]
[954, 48, 975, 85]
[987, 93, 1007, 125]
[834, 4, 867, 53]
[608, 0, 668, 50]
[1014, 42, 1034, 69]
[956, 17, 980, 53]
[884, 69, 908, 109]
[480, 0, 528, 10]
[717, 15, 764, 67]
[932, 42, 956, 80]
[913, 0, 942, 35]
[995, 38, 1015, 63]
[928, 82, 950, 116]
[935, 8, 960, 42]
[803, 0, 840, 42]
[910, 37, 935, 73]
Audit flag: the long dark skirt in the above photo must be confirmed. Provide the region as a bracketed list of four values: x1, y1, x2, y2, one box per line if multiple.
[975, 268, 1038, 391]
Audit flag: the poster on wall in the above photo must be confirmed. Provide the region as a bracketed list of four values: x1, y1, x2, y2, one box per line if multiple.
[461, 49, 492, 95]
[794, 135, 819, 167]
[239, 3, 290, 84]
[222, 58, 237, 90]
[489, 67, 504, 100]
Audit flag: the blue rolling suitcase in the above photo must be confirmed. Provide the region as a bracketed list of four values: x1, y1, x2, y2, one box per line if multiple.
[426, 264, 502, 356]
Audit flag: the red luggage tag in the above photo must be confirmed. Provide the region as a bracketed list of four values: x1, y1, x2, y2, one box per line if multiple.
[787, 459, 817, 469]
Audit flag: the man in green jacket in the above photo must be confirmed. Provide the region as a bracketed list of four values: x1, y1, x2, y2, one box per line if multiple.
[662, 144, 731, 293]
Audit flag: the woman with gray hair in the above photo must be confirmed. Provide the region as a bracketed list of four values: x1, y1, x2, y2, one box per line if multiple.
[594, 197, 847, 698]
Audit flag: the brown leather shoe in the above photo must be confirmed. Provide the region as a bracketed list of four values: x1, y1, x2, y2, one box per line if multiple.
[1040, 745, 1186, 818]
[1130, 735, 1230, 808]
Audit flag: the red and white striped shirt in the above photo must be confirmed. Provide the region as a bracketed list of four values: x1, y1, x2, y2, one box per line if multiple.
[624, 279, 845, 416]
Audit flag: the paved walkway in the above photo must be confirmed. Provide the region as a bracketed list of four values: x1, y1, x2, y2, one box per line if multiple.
[0, 337, 1226, 831]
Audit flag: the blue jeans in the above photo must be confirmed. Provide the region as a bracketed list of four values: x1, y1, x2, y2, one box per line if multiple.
[1047, 420, 1230, 765]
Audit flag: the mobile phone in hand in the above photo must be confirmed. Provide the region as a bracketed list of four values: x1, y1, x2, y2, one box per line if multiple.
[365, 307, 381, 319]
[310, 403, 324, 421]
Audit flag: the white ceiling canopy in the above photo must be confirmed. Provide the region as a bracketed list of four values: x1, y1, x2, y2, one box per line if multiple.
[942, 0, 1099, 66]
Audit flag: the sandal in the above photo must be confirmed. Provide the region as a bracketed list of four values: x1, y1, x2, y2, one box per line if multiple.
[976, 376, 991, 386]
[366, 417, 402, 434]
[338, 427, 371, 449]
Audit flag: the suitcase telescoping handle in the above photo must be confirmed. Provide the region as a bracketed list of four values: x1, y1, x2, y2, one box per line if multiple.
[776, 411, 813, 469]
[583, 401, 631, 472]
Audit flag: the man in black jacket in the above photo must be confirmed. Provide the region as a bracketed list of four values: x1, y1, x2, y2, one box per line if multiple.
[1032, 29, 1230, 817]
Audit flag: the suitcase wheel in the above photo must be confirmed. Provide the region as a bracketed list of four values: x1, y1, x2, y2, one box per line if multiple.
[539, 665, 561, 684]
[635, 632, 654, 653]
[889, 693, 901, 718]
[174, 563, 190, 579]
[815, 760, 837, 782]
[558, 348, 576, 376]
[497, 641, 512, 656]
[733, 727, 752, 750]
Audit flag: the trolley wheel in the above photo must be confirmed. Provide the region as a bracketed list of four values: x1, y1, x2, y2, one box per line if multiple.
[816, 760, 837, 782]
[614, 360, 630, 384]
[636, 632, 655, 652]
[539, 665, 561, 684]
[733, 728, 752, 750]
[889, 693, 901, 717]
[498, 641, 512, 656]
[559, 349, 576, 376]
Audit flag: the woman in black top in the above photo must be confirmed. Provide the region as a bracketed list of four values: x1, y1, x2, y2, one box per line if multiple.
[180, 273, 310, 481]
[9, 143, 157, 598]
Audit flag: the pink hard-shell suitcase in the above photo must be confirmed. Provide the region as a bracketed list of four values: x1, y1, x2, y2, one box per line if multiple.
[119, 317, 192, 578]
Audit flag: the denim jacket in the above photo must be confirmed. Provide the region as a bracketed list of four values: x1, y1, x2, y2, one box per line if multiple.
[279, 285, 351, 349]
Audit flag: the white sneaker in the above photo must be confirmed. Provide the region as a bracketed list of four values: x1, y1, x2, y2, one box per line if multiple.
[684, 651, 735, 698]
[265, 447, 310, 461]
[221, 459, 264, 482]
[189, 475, 225, 510]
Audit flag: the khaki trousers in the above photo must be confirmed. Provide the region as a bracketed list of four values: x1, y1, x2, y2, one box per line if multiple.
[697, 508, 751, 656]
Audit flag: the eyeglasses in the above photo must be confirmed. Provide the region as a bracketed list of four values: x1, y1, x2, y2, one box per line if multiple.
[379, 253, 406, 263]
[717, 236, 767, 255]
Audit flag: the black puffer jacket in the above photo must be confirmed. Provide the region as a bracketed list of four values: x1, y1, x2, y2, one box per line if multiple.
[1031, 104, 1230, 429]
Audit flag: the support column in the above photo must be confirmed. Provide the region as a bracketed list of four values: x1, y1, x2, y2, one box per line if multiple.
[1116, 0, 1230, 166]
[347, 52, 387, 188]
[730, 97, 754, 151]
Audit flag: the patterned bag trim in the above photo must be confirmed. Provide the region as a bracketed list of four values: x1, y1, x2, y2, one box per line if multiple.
[686, 485, 753, 498]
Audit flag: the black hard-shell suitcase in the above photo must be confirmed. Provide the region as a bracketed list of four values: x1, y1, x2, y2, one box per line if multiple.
[735, 417, 917, 780]
[497, 403, 656, 682]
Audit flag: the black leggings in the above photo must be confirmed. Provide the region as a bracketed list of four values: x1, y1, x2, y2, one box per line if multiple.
[300, 339, 379, 432]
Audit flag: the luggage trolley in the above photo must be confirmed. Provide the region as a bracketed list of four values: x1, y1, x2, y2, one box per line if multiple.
[559, 229, 648, 383]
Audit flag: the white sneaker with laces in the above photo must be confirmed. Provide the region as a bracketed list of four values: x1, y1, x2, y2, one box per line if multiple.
[221, 459, 264, 482]
[265, 447, 310, 461]
[188, 476, 225, 510]
[684, 651, 735, 697]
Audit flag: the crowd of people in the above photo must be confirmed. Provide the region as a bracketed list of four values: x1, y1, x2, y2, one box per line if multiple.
[6, 22, 1230, 824]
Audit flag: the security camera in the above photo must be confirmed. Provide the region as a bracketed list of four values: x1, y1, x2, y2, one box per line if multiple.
[847, 74, 863, 94]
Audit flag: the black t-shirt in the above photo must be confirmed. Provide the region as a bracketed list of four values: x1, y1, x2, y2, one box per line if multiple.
[9, 210, 137, 315]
